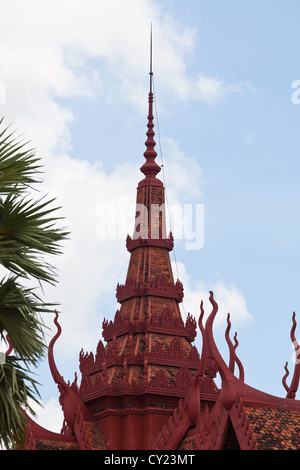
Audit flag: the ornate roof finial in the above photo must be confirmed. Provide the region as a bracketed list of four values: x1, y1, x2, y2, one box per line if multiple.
[48, 311, 93, 429]
[140, 24, 161, 183]
[282, 312, 300, 399]
[149, 22, 153, 94]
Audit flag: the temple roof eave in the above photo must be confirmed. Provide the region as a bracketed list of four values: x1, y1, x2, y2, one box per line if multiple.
[22, 410, 74, 444]
[232, 376, 300, 412]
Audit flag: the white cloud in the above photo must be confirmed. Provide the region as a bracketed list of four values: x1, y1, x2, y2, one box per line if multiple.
[28, 398, 63, 434]
[159, 137, 203, 203]
[0, 0, 253, 153]
[190, 75, 255, 104]
[174, 261, 253, 329]
[192, 75, 228, 104]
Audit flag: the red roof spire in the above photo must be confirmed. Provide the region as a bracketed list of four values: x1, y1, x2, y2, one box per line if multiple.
[140, 25, 161, 185]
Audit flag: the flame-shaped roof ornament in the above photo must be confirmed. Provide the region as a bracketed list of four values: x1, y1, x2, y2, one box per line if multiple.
[48, 311, 92, 430]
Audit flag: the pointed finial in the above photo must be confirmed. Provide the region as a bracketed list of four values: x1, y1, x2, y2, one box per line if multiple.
[150, 23, 153, 94]
[139, 24, 161, 184]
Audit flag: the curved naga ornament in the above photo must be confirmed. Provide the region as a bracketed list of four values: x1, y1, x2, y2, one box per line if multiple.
[199, 292, 246, 410]
[5, 334, 13, 356]
[225, 313, 244, 382]
[48, 311, 92, 429]
[282, 312, 300, 399]
[198, 299, 219, 378]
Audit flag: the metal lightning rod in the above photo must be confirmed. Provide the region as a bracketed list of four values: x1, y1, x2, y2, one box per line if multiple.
[150, 23, 153, 94]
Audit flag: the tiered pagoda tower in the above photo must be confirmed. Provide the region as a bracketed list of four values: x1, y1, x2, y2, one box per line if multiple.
[76, 69, 218, 450]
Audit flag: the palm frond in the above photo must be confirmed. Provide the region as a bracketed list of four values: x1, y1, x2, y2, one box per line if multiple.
[0, 117, 41, 194]
[0, 193, 69, 284]
[0, 356, 40, 449]
[0, 117, 69, 448]
[0, 277, 51, 364]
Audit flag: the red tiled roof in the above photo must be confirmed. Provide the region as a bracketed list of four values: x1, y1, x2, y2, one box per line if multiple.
[83, 421, 106, 449]
[31, 420, 106, 450]
[246, 407, 300, 450]
[34, 439, 79, 450]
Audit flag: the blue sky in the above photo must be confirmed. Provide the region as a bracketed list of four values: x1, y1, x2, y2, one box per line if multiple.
[1, 0, 300, 430]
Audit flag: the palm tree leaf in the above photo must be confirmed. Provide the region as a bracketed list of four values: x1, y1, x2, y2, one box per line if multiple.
[0, 117, 41, 194]
[0, 117, 69, 448]
[0, 277, 49, 363]
[0, 356, 40, 449]
[0, 193, 69, 283]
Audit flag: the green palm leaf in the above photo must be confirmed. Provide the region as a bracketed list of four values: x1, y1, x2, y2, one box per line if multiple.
[0, 355, 40, 449]
[0, 193, 68, 284]
[0, 118, 69, 448]
[0, 117, 41, 194]
[0, 277, 49, 364]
